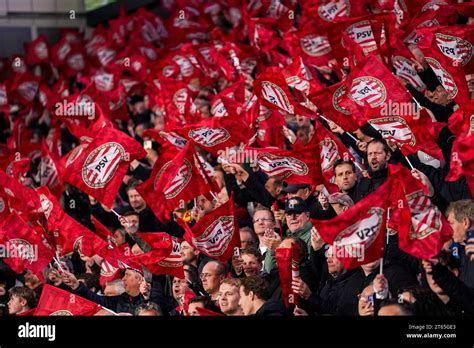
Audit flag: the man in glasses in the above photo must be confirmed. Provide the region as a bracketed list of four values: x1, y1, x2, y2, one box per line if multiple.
[200, 261, 226, 301]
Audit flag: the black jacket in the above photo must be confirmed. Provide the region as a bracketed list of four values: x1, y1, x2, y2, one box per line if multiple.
[254, 299, 288, 316]
[74, 282, 147, 314]
[330, 264, 418, 315]
[353, 167, 388, 203]
[431, 263, 474, 315]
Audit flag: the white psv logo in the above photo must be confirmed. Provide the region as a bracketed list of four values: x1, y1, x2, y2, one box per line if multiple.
[158, 238, 184, 268]
[332, 85, 350, 115]
[39, 193, 53, 220]
[318, 0, 350, 22]
[192, 216, 235, 257]
[18, 81, 39, 102]
[319, 138, 339, 172]
[188, 127, 230, 147]
[257, 153, 309, 178]
[67, 52, 85, 71]
[34, 41, 48, 60]
[334, 207, 384, 257]
[435, 33, 473, 66]
[300, 35, 331, 57]
[426, 57, 458, 98]
[163, 160, 192, 199]
[407, 190, 441, 240]
[82, 142, 125, 188]
[345, 20, 379, 54]
[173, 88, 189, 115]
[350, 77, 387, 108]
[260, 81, 294, 114]
[369, 116, 416, 147]
[159, 131, 188, 148]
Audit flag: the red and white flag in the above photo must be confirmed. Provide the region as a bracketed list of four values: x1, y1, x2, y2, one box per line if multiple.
[389, 164, 453, 259]
[313, 180, 391, 269]
[182, 197, 240, 262]
[129, 233, 185, 278]
[0, 212, 54, 281]
[63, 127, 146, 208]
[275, 241, 301, 308]
[34, 285, 101, 316]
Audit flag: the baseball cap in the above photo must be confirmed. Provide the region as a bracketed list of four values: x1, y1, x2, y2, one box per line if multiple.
[285, 197, 309, 214]
[282, 182, 312, 194]
[328, 192, 354, 208]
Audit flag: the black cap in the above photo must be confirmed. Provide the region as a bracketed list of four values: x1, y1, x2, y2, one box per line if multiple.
[128, 94, 144, 105]
[284, 197, 309, 214]
[282, 182, 312, 194]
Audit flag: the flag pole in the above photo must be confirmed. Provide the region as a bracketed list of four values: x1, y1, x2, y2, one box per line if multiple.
[404, 155, 415, 170]
[110, 209, 121, 218]
[380, 207, 392, 275]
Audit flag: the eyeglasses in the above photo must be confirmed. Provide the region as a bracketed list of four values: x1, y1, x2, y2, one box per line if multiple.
[200, 273, 215, 279]
[253, 218, 274, 223]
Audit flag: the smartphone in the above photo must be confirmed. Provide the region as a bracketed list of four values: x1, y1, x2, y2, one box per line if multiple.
[466, 230, 474, 256]
[368, 294, 374, 306]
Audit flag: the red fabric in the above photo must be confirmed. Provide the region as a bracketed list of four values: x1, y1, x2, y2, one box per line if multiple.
[275, 241, 301, 308]
[63, 127, 146, 208]
[417, 31, 471, 105]
[389, 164, 453, 259]
[308, 80, 364, 132]
[0, 212, 54, 280]
[36, 186, 108, 257]
[250, 145, 322, 185]
[137, 144, 213, 222]
[34, 285, 101, 316]
[446, 107, 474, 194]
[196, 307, 225, 316]
[313, 180, 391, 270]
[24, 34, 49, 65]
[129, 233, 185, 278]
[37, 139, 62, 200]
[182, 197, 240, 262]
[364, 109, 443, 161]
[345, 56, 413, 119]
[0, 171, 42, 219]
[175, 116, 254, 156]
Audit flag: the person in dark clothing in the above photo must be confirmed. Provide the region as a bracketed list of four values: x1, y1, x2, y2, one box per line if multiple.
[239, 275, 287, 316]
[422, 259, 474, 315]
[353, 138, 391, 203]
[282, 183, 337, 220]
[329, 258, 418, 316]
[333, 159, 358, 202]
[62, 268, 148, 315]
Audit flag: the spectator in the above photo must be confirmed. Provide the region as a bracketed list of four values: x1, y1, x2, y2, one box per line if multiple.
[239, 276, 286, 316]
[218, 278, 243, 316]
[7, 287, 36, 315]
[200, 261, 226, 300]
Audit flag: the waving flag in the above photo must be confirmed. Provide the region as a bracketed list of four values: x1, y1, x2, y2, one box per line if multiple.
[182, 197, 240, 262]
[37, 186, 108, 257]
[313, 180, 391, 269]
[129, 232, 185, 278]
[63, 127, 146, 208]
[389, 165, 453, 259]
[0, 212, 54, 281]
[275, 241, 301, 308]
[34, 285, 101, 316]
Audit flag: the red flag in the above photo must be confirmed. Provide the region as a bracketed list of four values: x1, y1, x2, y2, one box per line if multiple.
[251, 145, 322, 185]
[34, 285, 101, 316]
[196, 307, 225, 316]
[175, 116, 254, 156]
[275, 241, 301, 308]
[63, 127, 146, 208]
[0, 171, 42, 219]
[308, 81, 364, 132]
[0, 212, 54, 280]
[37, 186, 108, 257]
[137, 144, 214, 222]
[365, 109, 443, 161]
[389, 164, 453, 259]
[446, 111, 474, 194]
[182, 197, 240, 262]
[129, 233, 185, 278]
[142, 129, 188, 150]
[24, 34, 49, 65]
[36, 140, 62, 199]
[345, 56, 413, 117]
[417, 32, 470, 105]
[313, 180, 391, 270]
